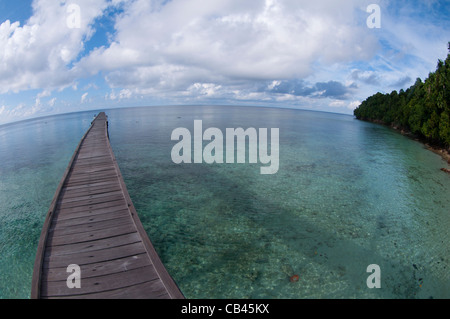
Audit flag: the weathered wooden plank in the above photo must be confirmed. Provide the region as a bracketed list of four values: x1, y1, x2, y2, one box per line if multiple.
[62, 180, 121, 191]
[42, 253, 151, 284]
[62, 179, 119, 189]
[44, 281, 169, 299]
[42, 266, 160, 297]
[69, 166, 116, 175]
[52, 205, 129, 222]
[52, 199, 128, 216]
[65, 171, 119, 182]
[44, 233, 142, 257]
[57, 193, 125, 209]
[63, 177, 118, 188]
[70, 159, 114, 167]
[48, 216, 132, 237]
[59, 185, 122, 199]
[44, 242, 147, 268]
[58, 190, 123, 205]
[46, 223, 137, 246]
[50, 209, 130, 229]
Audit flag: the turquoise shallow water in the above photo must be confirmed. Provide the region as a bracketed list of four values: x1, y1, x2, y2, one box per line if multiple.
[0, 105, 449, 299]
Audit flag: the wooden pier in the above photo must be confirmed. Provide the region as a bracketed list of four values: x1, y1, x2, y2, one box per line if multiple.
[31, 112, 184, 299]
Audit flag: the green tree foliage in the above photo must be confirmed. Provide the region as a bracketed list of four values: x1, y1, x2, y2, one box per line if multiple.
[354, 43, 450, 149]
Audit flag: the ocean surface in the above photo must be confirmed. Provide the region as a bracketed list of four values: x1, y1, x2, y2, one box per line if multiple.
[0, 105, 449, 299]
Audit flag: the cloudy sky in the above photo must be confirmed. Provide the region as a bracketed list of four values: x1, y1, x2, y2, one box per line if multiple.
[0, 0, 449, 125]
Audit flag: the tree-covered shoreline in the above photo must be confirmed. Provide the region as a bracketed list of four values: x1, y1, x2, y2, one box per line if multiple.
[354, 43, 450, 157]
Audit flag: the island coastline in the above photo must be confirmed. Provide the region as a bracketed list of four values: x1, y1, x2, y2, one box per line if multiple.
[358, 118, 450, 172]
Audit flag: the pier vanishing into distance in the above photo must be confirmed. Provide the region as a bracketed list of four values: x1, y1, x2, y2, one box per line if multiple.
[31, 112, 184, 299]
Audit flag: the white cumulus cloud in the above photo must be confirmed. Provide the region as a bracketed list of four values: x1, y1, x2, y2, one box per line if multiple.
[75, 0, 378, 97]
[0, 0, 111, 94]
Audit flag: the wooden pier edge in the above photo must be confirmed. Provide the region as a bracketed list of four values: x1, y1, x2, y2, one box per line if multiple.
[31, 113, 184, 299]
[103, 116, 185, 299]
[31, 115, 98, 299]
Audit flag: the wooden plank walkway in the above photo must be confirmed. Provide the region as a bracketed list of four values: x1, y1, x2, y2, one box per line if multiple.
[31, 112, 184, 299]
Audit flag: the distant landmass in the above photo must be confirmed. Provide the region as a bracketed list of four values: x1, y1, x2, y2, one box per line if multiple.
[354, 43, 450, 167]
